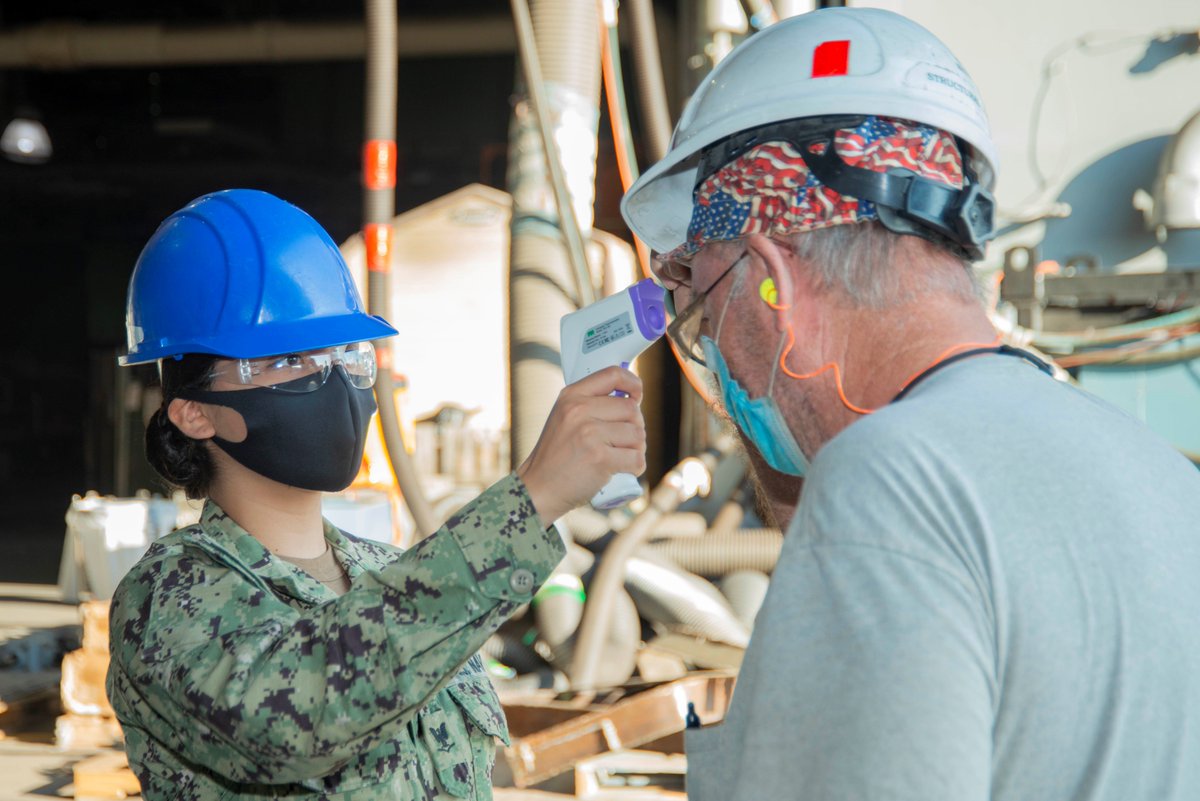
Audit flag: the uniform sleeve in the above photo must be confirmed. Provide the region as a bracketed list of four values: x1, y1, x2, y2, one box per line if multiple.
[696, 428, 998, 801]
[107, 473, 564, 785]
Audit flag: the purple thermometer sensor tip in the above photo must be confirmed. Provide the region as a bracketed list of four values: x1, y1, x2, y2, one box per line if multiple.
[629, 278, 667, 341]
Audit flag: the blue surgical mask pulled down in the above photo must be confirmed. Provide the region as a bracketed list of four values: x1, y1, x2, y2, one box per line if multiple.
[701, 335, 810, 477]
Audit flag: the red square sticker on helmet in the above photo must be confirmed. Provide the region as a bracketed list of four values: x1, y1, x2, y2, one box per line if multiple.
[812, 40, 850, 77]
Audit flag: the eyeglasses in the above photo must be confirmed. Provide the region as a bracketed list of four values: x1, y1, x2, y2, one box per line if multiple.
[665, 252, 749, 367]
[205, 341, 377, 394]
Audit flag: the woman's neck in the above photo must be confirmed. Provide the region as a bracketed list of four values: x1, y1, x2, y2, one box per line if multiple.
[206, 448, 328, 559]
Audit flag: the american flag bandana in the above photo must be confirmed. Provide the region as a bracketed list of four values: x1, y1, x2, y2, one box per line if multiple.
[665, 115, 964, 260]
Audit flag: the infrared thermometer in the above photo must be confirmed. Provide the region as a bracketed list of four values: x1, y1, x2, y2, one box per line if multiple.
[560, 279, 667, 510]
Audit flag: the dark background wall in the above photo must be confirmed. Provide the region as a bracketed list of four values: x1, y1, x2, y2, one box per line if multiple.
[0, 0, 664, 583]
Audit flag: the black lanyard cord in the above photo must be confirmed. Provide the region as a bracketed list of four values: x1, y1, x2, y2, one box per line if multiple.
[891, 345, 1055, 404]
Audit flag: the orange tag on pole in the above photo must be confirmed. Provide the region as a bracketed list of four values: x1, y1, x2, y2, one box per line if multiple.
[364, 223, 392, 273]
[363, 140, 397, 190]
[376, 344, 393, 371]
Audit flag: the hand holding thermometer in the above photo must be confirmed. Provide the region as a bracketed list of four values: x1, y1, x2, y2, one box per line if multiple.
[560, 279, 667, 509]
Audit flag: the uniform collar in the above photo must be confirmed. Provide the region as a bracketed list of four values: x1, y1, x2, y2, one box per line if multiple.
[195, 500, 370, 605]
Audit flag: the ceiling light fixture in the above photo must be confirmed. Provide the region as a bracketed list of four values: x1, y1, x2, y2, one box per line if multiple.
[1, 111, 53, 164]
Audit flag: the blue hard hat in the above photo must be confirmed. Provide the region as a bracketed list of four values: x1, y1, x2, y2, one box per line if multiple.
[120, 189, 398, 366]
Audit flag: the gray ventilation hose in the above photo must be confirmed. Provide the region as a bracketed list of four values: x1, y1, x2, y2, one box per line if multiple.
[645, 529, 783, 576]
[625, 553, 749, 647]
[627, 0, 673, 162]
[506, 0, 602, 466]
[363, 0, 438, 538]
[719, 570, 771, 630]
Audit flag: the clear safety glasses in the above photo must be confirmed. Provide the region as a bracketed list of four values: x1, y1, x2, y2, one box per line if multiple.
[665, 252, 749, 368]
[205, 341, 378, 394]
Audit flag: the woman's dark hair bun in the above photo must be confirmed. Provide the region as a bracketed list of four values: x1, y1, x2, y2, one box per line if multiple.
[144, 354, 220, 500]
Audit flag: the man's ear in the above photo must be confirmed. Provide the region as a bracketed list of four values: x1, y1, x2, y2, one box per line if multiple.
[745, 234, 797, 335]
[167, 397, 216, 440]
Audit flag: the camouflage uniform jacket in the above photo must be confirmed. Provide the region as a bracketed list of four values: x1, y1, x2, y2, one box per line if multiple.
[106, 474, 564, 800]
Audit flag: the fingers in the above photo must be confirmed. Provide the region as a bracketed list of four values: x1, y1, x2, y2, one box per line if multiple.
[584, 395, 644, 423]
[612, 446, 647, 476]
[572, 425, 645, 478]
[516, 367, 649, 522]
[567, 366, 643, 403]
[601, 421, 644, 450]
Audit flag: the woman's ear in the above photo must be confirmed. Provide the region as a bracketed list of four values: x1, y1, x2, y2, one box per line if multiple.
[167, 398, 216, 440]
[745, 234, 797, 335]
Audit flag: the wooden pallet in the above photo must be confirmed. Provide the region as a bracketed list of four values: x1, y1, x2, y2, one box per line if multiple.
[72, 750, 141, 800]
[575, 750, 687, 800]
[502, 671, 736, 788]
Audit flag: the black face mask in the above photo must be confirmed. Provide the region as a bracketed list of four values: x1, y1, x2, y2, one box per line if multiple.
[178, 368, 377, 492]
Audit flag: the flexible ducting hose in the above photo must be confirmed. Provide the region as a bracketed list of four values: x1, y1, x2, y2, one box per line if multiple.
[570, 446, 726, 690]
[533, 556, 638, 688]
[719, 569, 771, 630]
[626, 0, 673, 163]
[560, 507, 708, 547]
[507, 0, 602, 466]
[646, 529, 783, 576]
[509, 0, 595, 308]
[558, 507, 614, 544]
[539, 584, 641, 688]
[625, 553, 750, 647]
[533, 573, 586, 659]
[363, 0, 438, 539]
[709, 500, 745, 536]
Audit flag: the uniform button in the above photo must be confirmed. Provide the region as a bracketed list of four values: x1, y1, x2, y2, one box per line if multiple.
[509, 569, 535, 594]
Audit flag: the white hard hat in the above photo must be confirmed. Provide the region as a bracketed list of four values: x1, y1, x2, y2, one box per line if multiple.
[621, 7, 998, 256]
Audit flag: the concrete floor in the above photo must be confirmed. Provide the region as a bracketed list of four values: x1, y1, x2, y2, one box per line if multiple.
[0, 737, 85, 800]
[0, 583, 95, 800]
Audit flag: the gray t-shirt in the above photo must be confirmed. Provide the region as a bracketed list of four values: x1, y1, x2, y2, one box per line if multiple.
[687, 353, 1200, 800]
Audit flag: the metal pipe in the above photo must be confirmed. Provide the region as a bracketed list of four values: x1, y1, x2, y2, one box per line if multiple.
[0, 18, 518, 68]
[363, 0, 439, 539]
[626, 0, 674, 162]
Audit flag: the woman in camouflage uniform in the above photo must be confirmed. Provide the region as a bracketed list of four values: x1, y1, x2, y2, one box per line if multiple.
[107, 189, 646, 800]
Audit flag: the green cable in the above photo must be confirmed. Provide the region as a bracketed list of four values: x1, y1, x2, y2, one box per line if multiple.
[1032, 305, 1200, 351]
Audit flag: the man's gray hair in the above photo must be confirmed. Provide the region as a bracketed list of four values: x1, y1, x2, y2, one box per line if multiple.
[780, 222, 980, 308]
